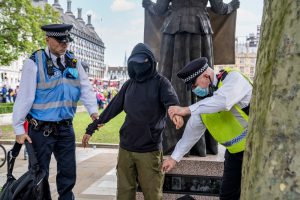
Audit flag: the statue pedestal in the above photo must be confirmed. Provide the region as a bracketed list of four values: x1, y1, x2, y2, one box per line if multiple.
[137, 146, 225, 200]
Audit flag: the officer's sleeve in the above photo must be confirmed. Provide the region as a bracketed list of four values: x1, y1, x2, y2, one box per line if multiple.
[160, 76, 180, 108]
[189, 71, 252, 115]
[86, 80, 130, 135]
[171, 114, 207, 162]
[12, 59, 37, 135]
[77, 61, 98, 115]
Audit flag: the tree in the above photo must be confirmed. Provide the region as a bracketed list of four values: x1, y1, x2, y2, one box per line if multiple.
[0, 0, 60, 66]
[241, 0, 300, 199]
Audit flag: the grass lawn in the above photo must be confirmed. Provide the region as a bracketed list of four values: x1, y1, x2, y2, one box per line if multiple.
[0, 111, 125, 144]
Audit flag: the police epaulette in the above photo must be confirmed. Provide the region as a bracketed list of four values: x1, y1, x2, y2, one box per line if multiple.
[216, 70, 228, 87]
[29, 49, 45, 62]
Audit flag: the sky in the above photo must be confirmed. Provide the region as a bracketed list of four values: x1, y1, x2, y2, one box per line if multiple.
[59, 0, 264, 66]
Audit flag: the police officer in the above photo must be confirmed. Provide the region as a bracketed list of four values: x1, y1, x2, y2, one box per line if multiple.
[162, 57, 252, 200]
[12, 24, 98, 200]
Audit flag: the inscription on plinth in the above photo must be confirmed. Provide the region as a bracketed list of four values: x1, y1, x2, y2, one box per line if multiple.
[137, 146, 225, 200]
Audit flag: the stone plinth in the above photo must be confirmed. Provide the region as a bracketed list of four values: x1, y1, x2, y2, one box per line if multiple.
[137, 146, 225, 200]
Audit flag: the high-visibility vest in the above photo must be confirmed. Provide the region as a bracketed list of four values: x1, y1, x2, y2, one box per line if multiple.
[29, 50, 81, 121]
[201, 68, 252, 153]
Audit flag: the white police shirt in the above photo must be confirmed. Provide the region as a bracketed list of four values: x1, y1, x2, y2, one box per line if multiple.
[171, 71, 253, 162]
[13, 47, 98, 135]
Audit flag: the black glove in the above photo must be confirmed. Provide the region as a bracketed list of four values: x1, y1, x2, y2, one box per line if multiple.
[227, 0, 240, 14]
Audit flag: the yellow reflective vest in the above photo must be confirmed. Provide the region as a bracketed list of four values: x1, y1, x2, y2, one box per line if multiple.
[201, 68, 252, 153]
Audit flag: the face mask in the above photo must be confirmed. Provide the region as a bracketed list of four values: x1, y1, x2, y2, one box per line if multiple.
[128, 62, 152, 80]
[192, 86, 209, 97]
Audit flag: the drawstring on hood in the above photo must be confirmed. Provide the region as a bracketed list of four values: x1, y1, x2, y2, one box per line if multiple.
[127, 43, 157, 82]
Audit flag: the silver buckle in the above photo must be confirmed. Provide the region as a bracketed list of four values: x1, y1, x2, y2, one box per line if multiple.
[43, 129, 52, 137]
[30, 118, 39, 128]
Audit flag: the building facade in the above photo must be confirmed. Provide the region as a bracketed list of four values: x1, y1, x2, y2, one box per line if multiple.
[0, 0, 105, 89]
[97, 65, 129, 89]
[53, 0, 105, 79]
[214, 26, 261, 80]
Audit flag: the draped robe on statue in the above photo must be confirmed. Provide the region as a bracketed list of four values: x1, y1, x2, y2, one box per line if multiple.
[144, 0, 237, 156]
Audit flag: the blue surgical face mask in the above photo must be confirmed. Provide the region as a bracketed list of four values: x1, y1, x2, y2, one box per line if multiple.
[192, 86, 209, 97]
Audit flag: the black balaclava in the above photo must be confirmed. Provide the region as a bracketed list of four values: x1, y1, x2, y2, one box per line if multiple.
[127, 43, 157, 82]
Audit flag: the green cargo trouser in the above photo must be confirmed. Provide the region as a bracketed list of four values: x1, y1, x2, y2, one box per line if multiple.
[117, 147, 164, 200]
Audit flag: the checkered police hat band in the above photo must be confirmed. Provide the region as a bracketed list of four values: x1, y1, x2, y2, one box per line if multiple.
[183, 64, 209, 83]
[46, 30, 69, 37]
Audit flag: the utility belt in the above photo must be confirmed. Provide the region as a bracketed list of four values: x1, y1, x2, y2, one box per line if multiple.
[26, 115, 73, 137]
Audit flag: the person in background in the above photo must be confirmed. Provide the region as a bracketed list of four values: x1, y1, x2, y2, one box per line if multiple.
[13, 85, 19, 102]
[1, 85, 7, 103]
[8, 87, 14, 102]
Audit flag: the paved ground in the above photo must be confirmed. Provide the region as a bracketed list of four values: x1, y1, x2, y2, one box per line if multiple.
[0, 145, 119, 200]
[1, 144, 225, 200]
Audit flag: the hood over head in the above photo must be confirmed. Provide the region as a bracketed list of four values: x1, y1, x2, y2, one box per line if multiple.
[127, 43, 157, 82]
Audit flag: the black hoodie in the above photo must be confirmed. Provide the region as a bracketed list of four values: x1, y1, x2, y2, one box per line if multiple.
[86, 43, 179, 152]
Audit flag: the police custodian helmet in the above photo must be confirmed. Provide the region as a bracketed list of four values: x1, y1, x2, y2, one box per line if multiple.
[41, 24, 73, 43]
[177, 57, 209, 90]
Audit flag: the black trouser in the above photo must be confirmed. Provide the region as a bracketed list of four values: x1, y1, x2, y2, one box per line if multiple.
[28, 122, 76, 200]
[220, 150, 244, 200]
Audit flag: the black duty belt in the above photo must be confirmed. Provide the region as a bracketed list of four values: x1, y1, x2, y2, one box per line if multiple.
[26, 115, 72, 137]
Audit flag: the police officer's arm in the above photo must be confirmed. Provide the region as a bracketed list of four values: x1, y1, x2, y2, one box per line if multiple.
[162, 114, 207, 172]
[12, 59, 36, 144]
[77, 61, 98, 119]
[189, 72, 252, 115]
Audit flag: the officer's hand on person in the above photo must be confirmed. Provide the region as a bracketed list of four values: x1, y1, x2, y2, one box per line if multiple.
[172, 115, 184, 129]
[162, 157, 177, 173]
[16, 134, 32, 144]
[168, 106, 191, 119]
[90, 113, 99, 121]
[82, 134, 91, 148]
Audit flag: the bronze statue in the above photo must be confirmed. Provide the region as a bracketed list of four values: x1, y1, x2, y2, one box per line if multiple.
[143, 0, 240, 156]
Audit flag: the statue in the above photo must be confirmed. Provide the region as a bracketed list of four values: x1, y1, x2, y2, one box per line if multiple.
[142, 0, 240, 156]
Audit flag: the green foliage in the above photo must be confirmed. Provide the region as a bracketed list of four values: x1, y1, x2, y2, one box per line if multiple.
[0, 111, 124, 144]
[0, 103, 13, 114]
[0, 0, 60, 65]
[73, 111, 123, 144]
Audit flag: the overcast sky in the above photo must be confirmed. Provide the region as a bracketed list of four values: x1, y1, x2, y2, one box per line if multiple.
[59, 0, 264, 66]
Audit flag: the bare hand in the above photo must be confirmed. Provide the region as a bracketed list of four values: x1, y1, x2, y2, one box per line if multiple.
[90, 113, 99, 121]
[172, 115, 184, 129]
[162, 157, 177, 173]
[168, 106, 191, 119]
[82, 134, 91, 148]
[16, 134, 32, 144]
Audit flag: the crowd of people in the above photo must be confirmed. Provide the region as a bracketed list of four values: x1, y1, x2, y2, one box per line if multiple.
[1, 83, 117, 107]
[95, 88, 116, 109]
[1, 85, 19, 103]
